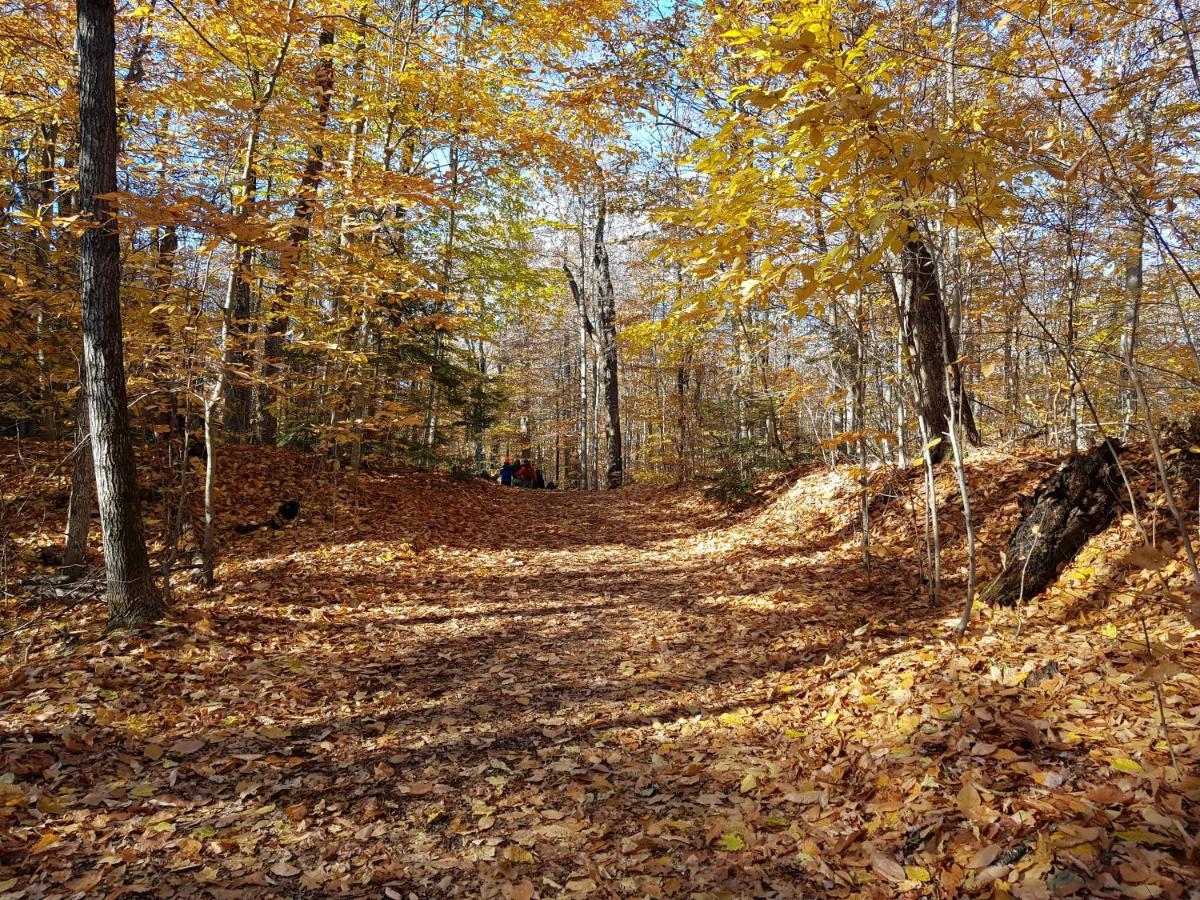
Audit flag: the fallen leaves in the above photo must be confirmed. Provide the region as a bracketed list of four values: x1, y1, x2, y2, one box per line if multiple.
[1, 443, 1198, 896]
[1110, 757, 1145, 775]
[718, 832, 745, 851]
[957, 781, 982, 818]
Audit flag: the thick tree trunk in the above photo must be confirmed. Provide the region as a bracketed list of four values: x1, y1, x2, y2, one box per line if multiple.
[261, 27, 335, 446]
[593, 197, 623, 489]
[76, 0, 164, 627]
[980, 440, 1123, 607]
[898, 229, 979, 462]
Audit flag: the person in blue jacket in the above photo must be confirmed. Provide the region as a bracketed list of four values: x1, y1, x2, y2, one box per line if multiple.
[499, 457, 515, 486]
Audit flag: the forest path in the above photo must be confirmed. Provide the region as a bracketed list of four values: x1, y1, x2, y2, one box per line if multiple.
[206, 477, 913, 894]
[5, 445, 1199, 897]
[4, 453, 918, 896]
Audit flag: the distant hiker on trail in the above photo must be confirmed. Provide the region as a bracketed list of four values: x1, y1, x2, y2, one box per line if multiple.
[514, 459, 534, 488]
[499, 457, 514, 486]
[534, 467, 545, 489]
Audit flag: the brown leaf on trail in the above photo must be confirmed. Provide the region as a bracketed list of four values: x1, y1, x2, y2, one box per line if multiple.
[271, 861, 301, 877]
[66, 870, 103, 892]
[968, 843, 1002, 869]
[284, 803, 308, 822]
[957, 782, 982, 818]
[168, 738, 205, 756]
[29, 831, 60, 854]
[870, 852, 907, 883]
[398, 782, 434, 795]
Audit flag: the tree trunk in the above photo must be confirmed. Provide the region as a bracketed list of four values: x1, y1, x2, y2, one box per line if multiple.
[76, 0, 164, 627]
[222, 0, 297, 442]
[222, 135, 258, 441]
[980, 441, 1123, 607]
[1119, 101, 1154, 437]
[1119, 210, 1144, 437]
[676, 356, 692, 484]
[564, 262, 593, 489]
[898, 228, 979, 462]
[593, 196, 623, 489]
[261, 27, 335, 446]
[62, 383, 95, 580]
[33, 123, 58, 434]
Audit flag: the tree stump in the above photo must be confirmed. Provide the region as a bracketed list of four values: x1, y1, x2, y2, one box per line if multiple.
[980, 440, 1123, 607]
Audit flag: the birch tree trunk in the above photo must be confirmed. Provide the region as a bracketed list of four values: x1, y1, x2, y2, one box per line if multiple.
[1120, 209, 1145, 437]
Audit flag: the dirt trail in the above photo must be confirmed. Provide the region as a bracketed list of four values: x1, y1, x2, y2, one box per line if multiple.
[2, 444, 1198, 897]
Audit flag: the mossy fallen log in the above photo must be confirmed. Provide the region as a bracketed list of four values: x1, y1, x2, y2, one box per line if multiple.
[980, 440, 1123, 607]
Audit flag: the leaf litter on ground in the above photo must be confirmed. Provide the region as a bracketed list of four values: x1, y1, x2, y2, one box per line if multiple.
[1, 441, 1198, 897]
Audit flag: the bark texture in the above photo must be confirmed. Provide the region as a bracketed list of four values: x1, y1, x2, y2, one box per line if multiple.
[77, 0, 164, 627]
[62, 384, 95, 579]
[593, 197, 623, 489]
[899, 231, 979, 461]
[979, 440, 1122, 607]
[564, 262, 592, 489]
[261, 27, 335, 446]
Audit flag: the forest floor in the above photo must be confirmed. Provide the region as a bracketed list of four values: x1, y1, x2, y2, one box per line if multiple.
[2, 440, 1199, 898]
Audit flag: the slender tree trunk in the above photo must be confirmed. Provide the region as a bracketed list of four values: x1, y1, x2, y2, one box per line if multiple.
[854, 292, 870, 574]
[222, 134, 258, 440]
[1064, 222, 1081, 450]
[202, 388, 218, 587]
[149, 117, 179, 437]
[76, 0, 163, 627]
[564, 262, 593, 489]
[426, 137, 459, 451]
[1005, 303, 1019, 438]
[677, 354, 692, 484]
[221, 0, 296, 441]
[262, 27, 335, 445]
[1120, 210, 1144, 437]
[1120, 101, 1155, 437]
[62, 383, 95, 579]
[32, 123, 58, 434]
[894, 331, 907, 467]
[593, 196, 623, 489]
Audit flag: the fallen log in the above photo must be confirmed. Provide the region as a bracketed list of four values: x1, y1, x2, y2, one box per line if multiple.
[980, 440, 1123, 607]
